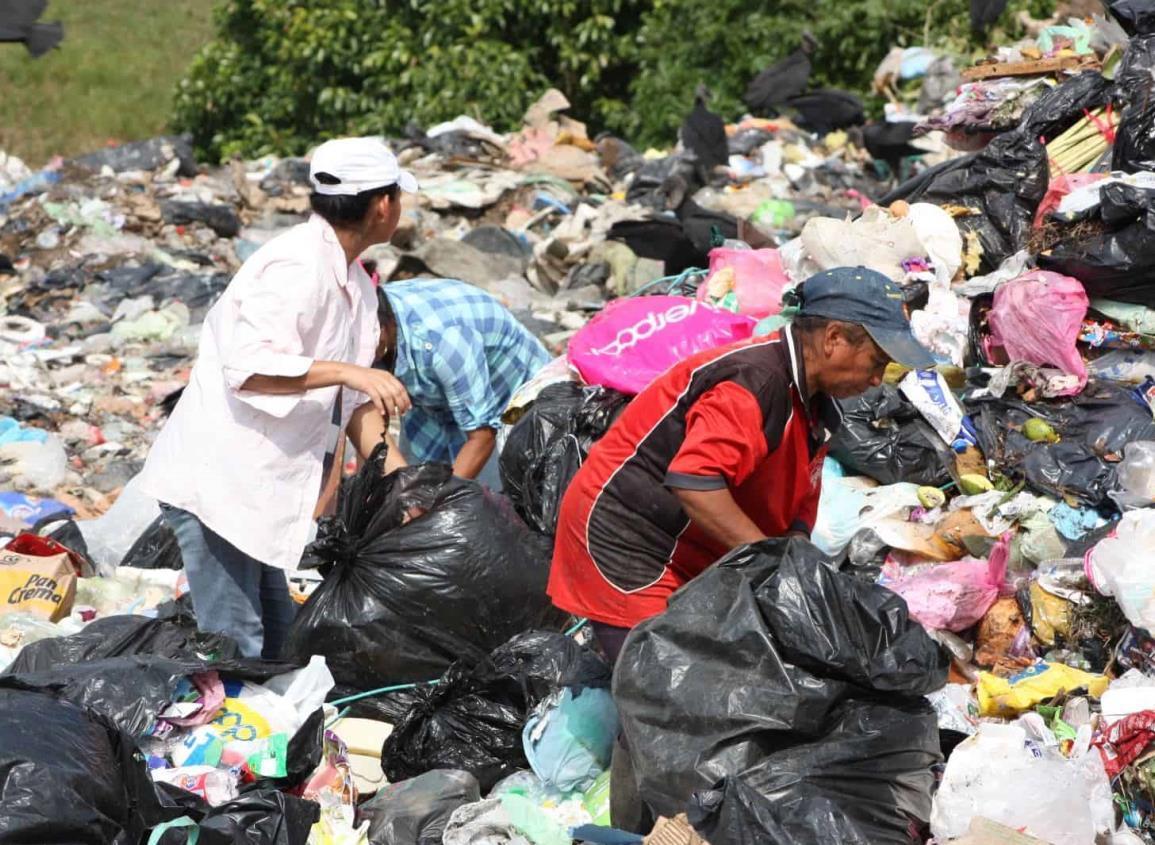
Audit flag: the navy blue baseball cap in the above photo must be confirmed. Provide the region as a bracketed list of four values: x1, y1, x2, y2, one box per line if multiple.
[796, 266, 936, 369]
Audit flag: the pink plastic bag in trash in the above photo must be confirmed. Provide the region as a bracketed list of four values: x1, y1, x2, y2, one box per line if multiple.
[881, 536, 1009, 632]
[696, 248, 791, 319]
[988, 271, 1089, 396]
[568, 296, 756, 394]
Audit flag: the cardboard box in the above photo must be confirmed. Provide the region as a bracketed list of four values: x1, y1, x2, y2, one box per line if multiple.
[0, 535, 78, 621]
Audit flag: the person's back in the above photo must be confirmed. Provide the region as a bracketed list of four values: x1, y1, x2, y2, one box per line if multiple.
[383, 278, 551, 478]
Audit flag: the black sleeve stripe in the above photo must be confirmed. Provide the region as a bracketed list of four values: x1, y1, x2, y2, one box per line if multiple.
[664, 472, 729, 491]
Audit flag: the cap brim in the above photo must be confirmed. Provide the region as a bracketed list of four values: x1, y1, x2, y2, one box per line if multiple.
[398, 170, 419, 193]
[864, 325, 937, 369]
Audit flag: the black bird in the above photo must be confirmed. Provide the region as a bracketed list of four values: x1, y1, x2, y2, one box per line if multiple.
[744, 32, 818, 116]
[785, 89, 866, 135]
[680, 84, 729, 180]
[859, 121, 927, 180]
[0, 0, 63, 57]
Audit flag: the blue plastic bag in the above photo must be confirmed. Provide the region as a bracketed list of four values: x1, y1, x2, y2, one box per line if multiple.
[523, 687, 618, 794]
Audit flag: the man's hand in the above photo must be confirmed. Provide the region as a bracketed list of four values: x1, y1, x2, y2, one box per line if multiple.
[340, 365, 411, 419]
[242, 360, 411, 419]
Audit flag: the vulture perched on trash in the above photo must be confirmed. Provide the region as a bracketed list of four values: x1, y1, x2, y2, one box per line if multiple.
[680, 84, 729, 180]
[744, 32, 818, 115]
[786, 89, 866, 135]
[858, 121, 927, 180]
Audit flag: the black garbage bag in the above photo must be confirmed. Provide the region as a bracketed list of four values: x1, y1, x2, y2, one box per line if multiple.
[381, 631, 610, 792]
[1018, 71, 1115, 142]
[360, 769, 481, 845]
[1108, 0, 1155, 35]
[285, 446, 566, 689]
[827, 386, 954, 486]
[966, 381, 1155, 506]
[689, 776, 872, 845]
[970, 0, 1010, 32]
[151, 791, 319, 845]
[160, 201, 242, 238]
[121, 513, 184, 569]
[1113, 35, 1155, 172]
[0, 687, 166, 844]
[614, 538, 946, 840]
[8, 606, 239, 669]
[500, 382, 629, 534]
[880, 128, 1047, 273]
[72, 135, 197, 177]
[1038, 187, 1155, 304]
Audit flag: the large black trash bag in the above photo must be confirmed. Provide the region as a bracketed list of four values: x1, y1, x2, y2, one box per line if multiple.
[8, 605, 240, 670]
[0, 688, 166, 844]
[1108, 0, 1155, 36]
[614, 538, 946, 841]
[967, 381, 1155, 506]
[381, 631, 610, 792]
[1019, 71, 1115, 141]
[1113, 35, 1155, 173]
[827, 386, 954, 486]
[122, 513, 184, 569]
[689, 776, 872, 845]
[1038, 182, 1155, 304]
[500, 382, 629, 534]
[880, 127, 1047, 273]
[360, 769, 481, 845]
[151, 791, 319, 845]
[285, 445, 566, 689]
[2, 609, 300, 738]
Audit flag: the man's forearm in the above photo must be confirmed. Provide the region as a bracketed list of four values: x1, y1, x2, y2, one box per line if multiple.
[453, 428, 496, 479]
[243, 361, 349, 395]
[673, 486, 767, 549]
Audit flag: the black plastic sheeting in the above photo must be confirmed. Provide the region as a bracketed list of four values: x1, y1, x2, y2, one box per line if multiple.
[1113, 35, 1155, 173]
[286, 446, 566, 689]
[1108, 0, 1155, 35]
[0, 687, 318, 845]
[382, 631, 611, 793]
[121, 514, 184, 569]
[500, 383, 629, 535]
[614, 539, 946, 842]
[361, 769, 481, 845]
[967, 381, 1155, 507]
[2, 610, 303, 739]
[880, 71, 1113, 273]
[827, 386, 955, 486]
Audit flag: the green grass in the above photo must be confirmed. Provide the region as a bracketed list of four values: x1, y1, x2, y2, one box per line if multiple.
[0, 0, 217, 167]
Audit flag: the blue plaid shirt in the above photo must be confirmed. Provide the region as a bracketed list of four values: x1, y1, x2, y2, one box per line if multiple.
[384, 278, 551, 464]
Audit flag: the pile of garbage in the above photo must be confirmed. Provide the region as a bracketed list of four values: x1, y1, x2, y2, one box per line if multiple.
[14, 2, 1155, 843]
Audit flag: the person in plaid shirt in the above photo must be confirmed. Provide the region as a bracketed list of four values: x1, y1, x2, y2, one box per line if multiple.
[370, 277, 550, 489]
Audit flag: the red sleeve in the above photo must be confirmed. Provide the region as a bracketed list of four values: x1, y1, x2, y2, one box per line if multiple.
[665, 381, 779, 490]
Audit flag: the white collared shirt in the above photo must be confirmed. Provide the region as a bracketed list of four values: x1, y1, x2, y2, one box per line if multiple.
[136, 215, 377, 570]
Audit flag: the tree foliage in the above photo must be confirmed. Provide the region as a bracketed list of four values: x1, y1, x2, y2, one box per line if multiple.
[173, 0, 1055, 162]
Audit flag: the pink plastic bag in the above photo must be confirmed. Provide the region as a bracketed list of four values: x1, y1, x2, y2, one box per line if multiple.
[696, 248, 790, 319]
[881, 536, 1009, 632]
[988, 271, 1089, 396]
[568, 296, 756, 394]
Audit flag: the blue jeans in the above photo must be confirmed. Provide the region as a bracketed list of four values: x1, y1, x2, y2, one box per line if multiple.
[161, 504, 296, 659]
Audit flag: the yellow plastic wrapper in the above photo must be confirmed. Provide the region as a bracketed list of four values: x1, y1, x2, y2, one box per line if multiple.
[1027, 581, 1072, 647]
[977, 661, 1109, 717]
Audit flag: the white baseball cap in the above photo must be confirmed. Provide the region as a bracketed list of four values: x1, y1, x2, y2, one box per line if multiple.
[308, 137, 419, 196]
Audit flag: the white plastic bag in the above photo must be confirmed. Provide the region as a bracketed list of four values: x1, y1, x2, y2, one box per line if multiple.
[811, 459, 920, 556]
[1087, 510, 1155, 631]
[1110, 442, 1155, 511]
[76, 476, 161, 575]
[0, 435, 67, 491]
[930, 723, 1114, 845]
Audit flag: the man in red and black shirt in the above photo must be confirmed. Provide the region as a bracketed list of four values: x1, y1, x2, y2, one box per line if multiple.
[549, 266, 936, 661]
